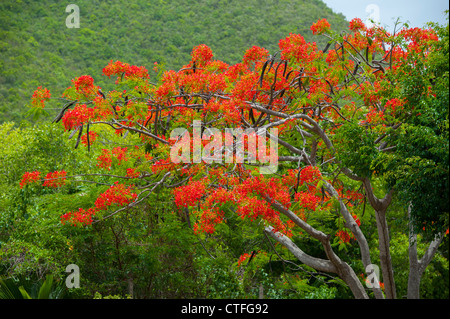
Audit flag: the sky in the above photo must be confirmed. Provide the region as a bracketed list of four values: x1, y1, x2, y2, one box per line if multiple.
[322, 0, 449, 29]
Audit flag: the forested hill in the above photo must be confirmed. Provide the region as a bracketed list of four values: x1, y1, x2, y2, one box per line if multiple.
[0, 0, 348, 123]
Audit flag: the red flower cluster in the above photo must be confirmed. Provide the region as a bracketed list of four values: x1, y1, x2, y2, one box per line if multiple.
[299, 166, 322, 182]
[192, 208, 223, 234]
[61, 208, 96, 226]
[224, 62, 249, 83]
[92, 95, 113, 119]
[359, 273, 385, 290]
[126, 168, 140, 178]
[173, 179, 208, 208]
[96, 147, 128, 170]
[295, 166, 323, 192]
[72, 75, 95, 94]
[94, 182, 137, 211]
[237, 196, 278, 222]
[103, 60, 129, 77]
[205, 59, 229, 73]
[310, 18, 331, 35]
[237, 252, 252, 267]
[336, 215, 361, 244]
[279, 33, 318, 64]
[220, 100, 241, 125]
[81, 131, 98, 147]
[349, 18, 366, 32]
[112, 147, 128, 163]
[352, 214, 361, 227]
[154, 70, 178, 100]
[61, 104, 94, 130]
[242, 46, 269, 65]
[239, 176, 291, 208]
[125, 65, 150, 79]
[232, 72, 259, 102]
[399, 27, 439, 53]
[294, 191, 321, 211]
[341, 189, 365, 207]
[42, 170, 67, 188]
[336, 230, 352, 243]
[103, 60, 149, 80]
[19, 171, 41, 188]
[362, 106, 385, 125]
[384, 98, 405, 116]
[60, 182, 137, 226]
[197, 175, 291, 235]
[178, 71, 227, 94]
[173, 173, 303, 236]
[150, 158, 179, 174]
[31, 86, 51, 108]
[191, 44, 214, 67]
[97, 149, 113, 170]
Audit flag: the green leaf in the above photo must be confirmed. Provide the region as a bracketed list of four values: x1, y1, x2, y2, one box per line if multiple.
[0, 278, 24, 299]
[37, 275, 53, 299]
[24, 106, 49, 121]
[19, 286, 32, 299]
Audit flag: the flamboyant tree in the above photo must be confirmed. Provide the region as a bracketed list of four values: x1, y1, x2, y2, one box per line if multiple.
[25, 17, 448, 299]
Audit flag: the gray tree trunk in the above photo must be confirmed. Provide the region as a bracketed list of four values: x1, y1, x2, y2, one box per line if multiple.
[264, 226, 369, 299]
[407, 206, 445, 299]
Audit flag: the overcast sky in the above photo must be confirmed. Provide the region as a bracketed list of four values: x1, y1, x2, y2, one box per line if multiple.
[322, 0, 449, 29]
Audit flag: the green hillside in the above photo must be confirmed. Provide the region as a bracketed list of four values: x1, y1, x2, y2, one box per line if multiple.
[0, 0, 348, 122]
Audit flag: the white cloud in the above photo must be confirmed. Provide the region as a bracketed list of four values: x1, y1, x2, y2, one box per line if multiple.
[322, 0, 449, 29]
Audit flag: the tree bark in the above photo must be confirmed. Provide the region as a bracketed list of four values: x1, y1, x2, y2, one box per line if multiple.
[407, 229, 420, 299]
[264, 226, 337, 273]
[128, 275, 134, 299]
[264, 226, 368, 299]
[324, 181, 385, 299]
[375, 208, 397, 299]
[407, 205, 445, 299]
[362, 178, 397, 299]
[264, 196, 369, 298]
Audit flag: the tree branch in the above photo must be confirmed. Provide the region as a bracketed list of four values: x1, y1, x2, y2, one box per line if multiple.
[264, 226, 338, 273]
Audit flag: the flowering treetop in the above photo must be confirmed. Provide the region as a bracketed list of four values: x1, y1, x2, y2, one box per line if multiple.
[25, 17, 448, 299]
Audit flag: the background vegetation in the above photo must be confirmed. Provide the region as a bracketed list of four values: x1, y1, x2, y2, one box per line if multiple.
[0, 0, 348, 122]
